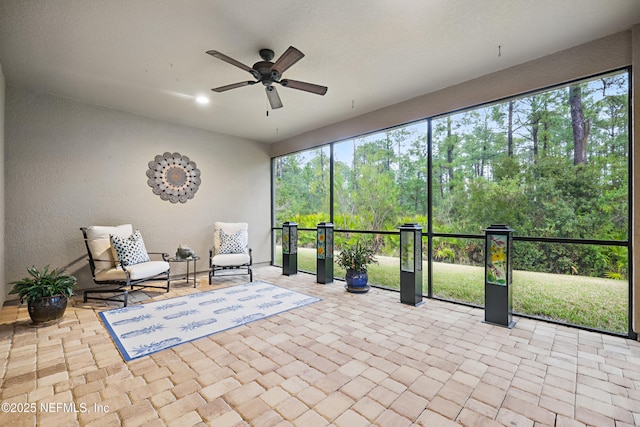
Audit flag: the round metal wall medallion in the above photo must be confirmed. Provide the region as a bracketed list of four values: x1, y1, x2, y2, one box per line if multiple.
[146, 152, 201, 203]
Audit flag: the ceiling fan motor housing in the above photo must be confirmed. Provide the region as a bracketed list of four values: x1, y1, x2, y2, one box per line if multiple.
[253, 60, 275, 82]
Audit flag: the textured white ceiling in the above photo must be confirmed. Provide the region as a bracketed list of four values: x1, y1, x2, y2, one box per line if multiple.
[1, 0, 639, 143]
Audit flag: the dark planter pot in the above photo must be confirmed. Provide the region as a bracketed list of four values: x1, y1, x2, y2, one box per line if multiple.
[345, 269, 370, 293]
[27, 295, 68, 324]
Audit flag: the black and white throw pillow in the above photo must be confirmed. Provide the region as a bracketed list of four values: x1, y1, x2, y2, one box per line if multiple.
[218, 229, 247, 254]
[110, 230, 151, 266]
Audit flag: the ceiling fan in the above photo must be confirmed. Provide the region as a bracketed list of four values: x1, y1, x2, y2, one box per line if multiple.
[206, 46, 328, 109]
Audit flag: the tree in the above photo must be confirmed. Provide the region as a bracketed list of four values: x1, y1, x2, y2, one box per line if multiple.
[570, 84, 590, 165]
[508, 100, 514, 157]
[274, 71, 630, 278]
[398, 133, 428, 215]
[446, 117, 455, 192]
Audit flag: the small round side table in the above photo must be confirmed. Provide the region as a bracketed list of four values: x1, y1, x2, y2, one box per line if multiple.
[167, 256, 200, 288]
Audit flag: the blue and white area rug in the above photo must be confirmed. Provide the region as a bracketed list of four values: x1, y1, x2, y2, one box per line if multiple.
[99, 281, 321, 361]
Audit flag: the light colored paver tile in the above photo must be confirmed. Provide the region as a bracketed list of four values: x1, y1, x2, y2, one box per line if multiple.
[539, 395, 574, 418]
[414, 409, 461, 427]
[340, 376, 377, 400]
[502, 395, 556, 425]
[360, 366, 388, 383]
[390, 365, 422, 387]
[373, 408, 413, 427]
[260, 386, 291, 407]
[157, 392, 206, 422]
[313, 371, 350, 394]
[495, 408, 535, 427]
[118, 399, 159, 427]
[456, 407, 503, 427]
[464, 397, 499, 420]
[293, 410, 330, 427]
[200, 377, 241, 401]
[280, 376, 309, 395]
[337, 359, 368, 378]
[167, 410, 203, 427]
[276, 396, 309, 421]
[208, 410, 244, 427]
[333, 409, 371, 427]
[428, 395, 462, 420]
[314, 392, 355, 422]
[555, 415, 588, 427]
[437, 379, 473, 406]
[296, 386, 327, 407]
[389, 390, 428, 420]
[408, 374, 443, 400]
[351, 396, 386, 422]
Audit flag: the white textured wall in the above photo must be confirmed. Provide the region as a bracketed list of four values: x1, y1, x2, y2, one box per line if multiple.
[4, 86, 270, 293]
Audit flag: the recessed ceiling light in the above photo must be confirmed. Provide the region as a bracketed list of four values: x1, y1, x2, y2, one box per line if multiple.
[195, 96, 210, 105]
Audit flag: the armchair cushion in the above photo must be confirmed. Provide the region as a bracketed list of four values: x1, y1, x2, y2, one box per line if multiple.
[211, 253, 251, 267]
[213, 222, 249, 255]
[110, 229, 151, 266]
[86, 224, 133, 273]
[94, 260, 171, 282]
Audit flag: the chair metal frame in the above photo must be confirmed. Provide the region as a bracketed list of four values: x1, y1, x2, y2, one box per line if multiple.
[209, 247, 253, 283]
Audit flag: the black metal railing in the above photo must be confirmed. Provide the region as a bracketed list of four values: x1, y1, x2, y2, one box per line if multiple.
[271, 226, 634, 339]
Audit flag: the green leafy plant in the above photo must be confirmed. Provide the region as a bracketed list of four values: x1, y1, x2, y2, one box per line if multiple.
[336, 243, 378, 272]
[435, 246, 455, 263]
[604, 271, 624, 280]
[9, 265, 77, 304]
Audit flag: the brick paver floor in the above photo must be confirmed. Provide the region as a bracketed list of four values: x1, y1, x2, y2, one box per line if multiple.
[1, 265, 639, 426]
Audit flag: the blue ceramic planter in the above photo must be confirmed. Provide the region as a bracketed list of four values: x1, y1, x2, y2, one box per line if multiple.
[345, 269, 370, 293]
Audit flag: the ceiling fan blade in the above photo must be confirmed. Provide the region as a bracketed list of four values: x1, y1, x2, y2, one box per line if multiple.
[279, 79, 328, 96]
[206, 50, 255, 74]
[265, 86, 283, 109]
[211, 81, 256, 92]
[270, 46, 304, 80]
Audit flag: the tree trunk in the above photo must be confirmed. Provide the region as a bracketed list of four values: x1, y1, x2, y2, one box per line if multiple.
[531, 115, 539, 165]
[275, 157, 283, 178]
[508, 101, 514, 157]
[570, 85, 590, 165]
[447, 117, 454, 193]
[352, 139, 358, 190]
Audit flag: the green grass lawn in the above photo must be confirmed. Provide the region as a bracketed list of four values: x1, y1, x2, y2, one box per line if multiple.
[275, 247, 629, 334]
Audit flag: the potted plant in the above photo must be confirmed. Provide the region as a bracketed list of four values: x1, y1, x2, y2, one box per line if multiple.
[9, 265, 77, 324]
[336, 242, 378, 293]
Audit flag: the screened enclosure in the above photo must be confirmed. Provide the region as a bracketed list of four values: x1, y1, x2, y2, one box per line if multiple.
[273, 69, 632, 336]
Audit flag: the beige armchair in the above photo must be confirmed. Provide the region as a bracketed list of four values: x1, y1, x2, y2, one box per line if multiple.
[209, 222, 253, 284]
[81, 225, 170, 306]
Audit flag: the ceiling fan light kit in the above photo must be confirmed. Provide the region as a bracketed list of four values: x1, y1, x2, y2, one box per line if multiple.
[265, 85, 283, 109]
[206, 46, 327, 109]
